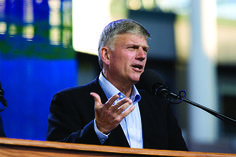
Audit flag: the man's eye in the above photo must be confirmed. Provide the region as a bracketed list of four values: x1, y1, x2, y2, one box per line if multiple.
[128, 47, 134, 50]
[128, 46, 138, 49]
[143, 48, 148, 52]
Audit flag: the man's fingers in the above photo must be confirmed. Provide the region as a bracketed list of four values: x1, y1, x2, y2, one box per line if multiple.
[115, 99, 133, 114]
[90, 92, 120, 110]
[91, 92, 133, 117]
[112, 98, 132, 111]
[105, 94, 119, 108]
[90, 92, 102, 109]
[121, 104, 135, 118]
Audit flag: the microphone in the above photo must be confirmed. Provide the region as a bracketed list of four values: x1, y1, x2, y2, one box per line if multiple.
[138, 69, 181, 101]
[138, 69, 167, 97]
[138, 69, 236, 125]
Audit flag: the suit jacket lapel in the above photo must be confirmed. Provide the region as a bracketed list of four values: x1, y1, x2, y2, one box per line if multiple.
[138, 90, 154, 149]
[138, 95, 148, 148]
[109, 125, 130, 147]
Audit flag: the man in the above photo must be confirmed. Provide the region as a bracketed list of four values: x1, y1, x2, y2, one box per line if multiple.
[47, 19, 188, 150]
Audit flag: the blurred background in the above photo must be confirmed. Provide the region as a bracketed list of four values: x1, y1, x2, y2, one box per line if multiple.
[0, 0, 236, 154]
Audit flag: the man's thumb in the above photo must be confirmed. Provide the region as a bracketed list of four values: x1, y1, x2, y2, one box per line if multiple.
[90, 92, 102, 108]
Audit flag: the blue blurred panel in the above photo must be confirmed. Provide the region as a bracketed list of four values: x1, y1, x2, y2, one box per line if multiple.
[0, 58, 77, 141]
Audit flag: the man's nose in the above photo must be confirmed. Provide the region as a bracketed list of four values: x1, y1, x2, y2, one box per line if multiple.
[136, 47, 146, 60]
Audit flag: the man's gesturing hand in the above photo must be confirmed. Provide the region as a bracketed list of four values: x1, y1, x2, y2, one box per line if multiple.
[90, 92, 135, 134]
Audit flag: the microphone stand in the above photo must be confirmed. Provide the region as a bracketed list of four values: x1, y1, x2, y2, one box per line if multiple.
[160, 89, 236, 125]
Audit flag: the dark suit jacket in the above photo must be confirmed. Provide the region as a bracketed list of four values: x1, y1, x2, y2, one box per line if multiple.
[46, 78, 188, 151]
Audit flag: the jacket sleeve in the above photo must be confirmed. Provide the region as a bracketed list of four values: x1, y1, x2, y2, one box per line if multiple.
[46, 91, 101, 145]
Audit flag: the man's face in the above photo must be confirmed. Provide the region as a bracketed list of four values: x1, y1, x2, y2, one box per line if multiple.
[105, 33, 149, 86]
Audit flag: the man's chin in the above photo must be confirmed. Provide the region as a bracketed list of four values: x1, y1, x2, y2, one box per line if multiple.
[132, 77, 141, 85]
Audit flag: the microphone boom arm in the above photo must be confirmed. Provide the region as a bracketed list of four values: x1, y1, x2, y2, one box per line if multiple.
[164, 91, 236, 125]
[139, 69, 236, 125]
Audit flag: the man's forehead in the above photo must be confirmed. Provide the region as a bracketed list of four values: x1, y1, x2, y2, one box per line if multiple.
[115, 33, 148, 44]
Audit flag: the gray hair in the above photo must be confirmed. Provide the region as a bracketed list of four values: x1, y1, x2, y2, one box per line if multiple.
[98, 19, 151, 69]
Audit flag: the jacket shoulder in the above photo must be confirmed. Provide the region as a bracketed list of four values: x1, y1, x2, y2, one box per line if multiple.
[56, 78, 99, 96]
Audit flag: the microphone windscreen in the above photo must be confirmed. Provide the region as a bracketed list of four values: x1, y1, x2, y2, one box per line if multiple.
[137, 69, 166, 94]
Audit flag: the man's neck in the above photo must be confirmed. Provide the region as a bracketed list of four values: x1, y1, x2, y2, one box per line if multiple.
[102, 71, 133, 97]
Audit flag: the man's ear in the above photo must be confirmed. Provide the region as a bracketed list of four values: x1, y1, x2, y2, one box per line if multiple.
[101, 47, 110, 65]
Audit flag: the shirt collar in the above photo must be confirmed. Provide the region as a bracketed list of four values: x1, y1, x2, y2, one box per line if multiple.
[98, 72, 141, 103]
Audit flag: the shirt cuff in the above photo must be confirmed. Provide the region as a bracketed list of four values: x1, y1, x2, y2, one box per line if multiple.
[94, 120, 109, 144]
